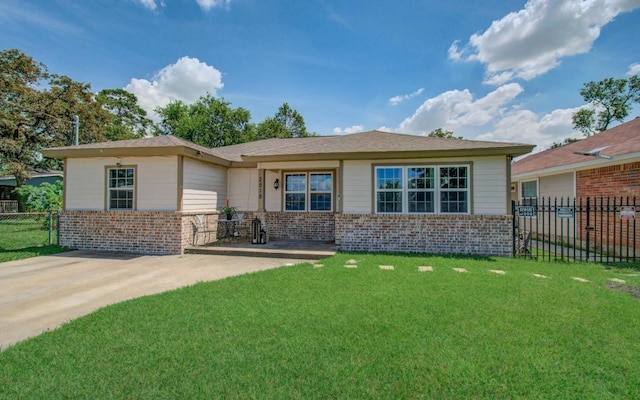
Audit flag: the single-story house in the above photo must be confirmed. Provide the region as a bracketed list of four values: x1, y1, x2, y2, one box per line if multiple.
[41, 131, 534, 256]
[512, 117, 640, 202]
[511, 117, 639, 251]
[0, 169, 63, 212]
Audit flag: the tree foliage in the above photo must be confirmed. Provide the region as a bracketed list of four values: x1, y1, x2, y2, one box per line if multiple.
[96, 88, 152, 140]
[572, 75, 640, 136]
[549, 137, 580, 149]
[155, 95, 255, 147]
[13, 180, 63, 212]
[256, 103, 312, 139]
[427, 128, 462, 139]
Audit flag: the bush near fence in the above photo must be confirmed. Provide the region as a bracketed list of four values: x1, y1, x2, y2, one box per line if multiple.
[0, 212, 58, 250]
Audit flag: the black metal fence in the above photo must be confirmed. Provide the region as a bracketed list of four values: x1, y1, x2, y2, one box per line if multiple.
[513, 197, 637, 264]
[0, 211, 59, 250]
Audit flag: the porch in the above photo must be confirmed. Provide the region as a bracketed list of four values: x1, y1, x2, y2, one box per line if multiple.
[185, 239, 337, 260]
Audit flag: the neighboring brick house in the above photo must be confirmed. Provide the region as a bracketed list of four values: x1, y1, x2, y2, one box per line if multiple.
[511, 117, 640, 250]
[42, 131, 534, 256]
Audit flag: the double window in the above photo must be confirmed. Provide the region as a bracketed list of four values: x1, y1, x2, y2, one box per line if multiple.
[375, 165, 469, 214]
[284, 172, 333, 211]
[107, 167, 135, 210]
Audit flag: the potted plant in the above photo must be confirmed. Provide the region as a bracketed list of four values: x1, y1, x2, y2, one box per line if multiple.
[220, 205, 236, 220]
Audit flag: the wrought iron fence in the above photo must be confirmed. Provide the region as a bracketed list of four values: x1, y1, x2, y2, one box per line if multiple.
[0, 211, 59, 250]
[512, 197, 637, 264]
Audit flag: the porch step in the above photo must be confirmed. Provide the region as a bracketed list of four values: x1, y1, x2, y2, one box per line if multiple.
[184, 240, 337, 260]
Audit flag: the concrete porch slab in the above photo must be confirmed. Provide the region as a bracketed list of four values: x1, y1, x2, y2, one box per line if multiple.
[185, 240, 338, 260]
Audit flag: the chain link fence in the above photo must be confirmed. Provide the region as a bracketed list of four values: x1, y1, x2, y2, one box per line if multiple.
[0, 211, 59, 250]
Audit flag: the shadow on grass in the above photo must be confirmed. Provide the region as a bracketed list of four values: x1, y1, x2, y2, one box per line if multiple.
[335, 250, 499, 262]
[0, 245, 72, 263]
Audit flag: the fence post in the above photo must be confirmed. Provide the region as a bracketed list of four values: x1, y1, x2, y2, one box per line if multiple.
[48, 209, 53, 245]
[585, 197, 591, 262]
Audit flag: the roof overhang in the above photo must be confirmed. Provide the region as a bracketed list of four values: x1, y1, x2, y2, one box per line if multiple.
[241, 145, 535, 163]
[41, 146, 233, 168]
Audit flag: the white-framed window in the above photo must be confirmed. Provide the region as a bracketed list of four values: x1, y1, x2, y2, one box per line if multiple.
[284, 172, 333, 211]
[375, 165, 470, 214]
[107, 166, 135, 210]
[521, 180, 538, 206]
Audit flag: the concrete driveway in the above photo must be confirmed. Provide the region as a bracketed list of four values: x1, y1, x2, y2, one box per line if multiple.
[0, 250, 310, 350]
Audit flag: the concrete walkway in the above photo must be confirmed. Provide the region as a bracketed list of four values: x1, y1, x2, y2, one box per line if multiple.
[0, 250, 313, 350]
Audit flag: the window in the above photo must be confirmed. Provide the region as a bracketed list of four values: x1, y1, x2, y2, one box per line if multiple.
[375, 165, 470, 214]
[285, 172, 333, 211]
[107, 167, 135, 210]
[521, 181, 537, 206]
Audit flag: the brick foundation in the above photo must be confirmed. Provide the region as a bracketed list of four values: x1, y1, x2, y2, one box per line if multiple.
[60, 211, 205, 255]
[262, 212, 335, 241]
[335, 214, 513, 256]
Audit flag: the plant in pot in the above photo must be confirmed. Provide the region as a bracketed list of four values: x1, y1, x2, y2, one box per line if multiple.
[220, 205, 237, 220]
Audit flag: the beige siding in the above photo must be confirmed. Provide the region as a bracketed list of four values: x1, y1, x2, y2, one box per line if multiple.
[65, 158, 106, 210]
[258, 161, 340, 170]
[265, 170, 281, 212]
[343, 160, 373, 213]
[228, 168, 259, 211]
[183, 158, 226, 212]
[65, 156, 178, 211]
[473, 156, 508, 214]
[539, 172, 574, 199]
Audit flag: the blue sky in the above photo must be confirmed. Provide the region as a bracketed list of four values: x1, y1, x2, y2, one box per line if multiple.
[2, 0, 639, 151]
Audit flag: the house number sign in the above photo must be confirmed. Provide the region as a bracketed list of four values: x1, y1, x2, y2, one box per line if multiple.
[516, 206, 537, 217]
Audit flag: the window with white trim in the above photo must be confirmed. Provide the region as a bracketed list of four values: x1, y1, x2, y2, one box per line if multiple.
[285, 172, 333, 211]
[521, 180, 538, 206]
[107, 167, 135, 210]
[375, 165, 469, 214]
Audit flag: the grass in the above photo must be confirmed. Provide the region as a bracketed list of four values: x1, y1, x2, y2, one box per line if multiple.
[0, 215, 69, 262]
[1, 253, 640, 399]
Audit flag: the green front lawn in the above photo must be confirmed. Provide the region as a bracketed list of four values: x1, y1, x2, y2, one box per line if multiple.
[0, 215, 69, 262]
[2, 254, 640, 399]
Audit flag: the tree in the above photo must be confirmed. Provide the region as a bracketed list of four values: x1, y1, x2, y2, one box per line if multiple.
[256, 103, 312, 139]
[155, 95, 255, 147]
[96, 89, 153, 140]
[13, 180, 63, 212]
[572, 75, 640, 136]
[1, 48, 111, 210]
[549, 137, 580, 149]
[427, 128, 462, 139]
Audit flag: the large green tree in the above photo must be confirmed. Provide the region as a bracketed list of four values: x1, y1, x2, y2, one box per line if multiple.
[572, 75, 640, 136]
[0, 48, 112, 209]
[96, 88, 153, 140]
[155, 95, 255, 147]
[256, 103, 312, 139]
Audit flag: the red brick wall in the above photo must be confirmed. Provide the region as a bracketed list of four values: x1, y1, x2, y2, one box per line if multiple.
[264, 212, 335, 241]
[576, 162, 639, 250]
[335, 214, 513, 256]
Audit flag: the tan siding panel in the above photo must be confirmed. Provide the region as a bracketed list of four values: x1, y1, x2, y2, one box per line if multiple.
[343, 160, 372, 213]
[540, 173, 574, 199]
[473, 156, 507, 214]
[183, 158, 227, 212]
[65, 158, 105, 210]
[228, 168, 259, 211]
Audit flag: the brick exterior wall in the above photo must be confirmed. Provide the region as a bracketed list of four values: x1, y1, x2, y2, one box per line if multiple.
[335, 214, 513, 256]
[262, 212, 335, 241]
[60, 211, 206, 255]
[577, 161, 640, 199]
[576, 162, 639, 250]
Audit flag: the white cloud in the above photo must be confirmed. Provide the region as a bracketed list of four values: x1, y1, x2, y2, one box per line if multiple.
[196, 0, 231, 11]
[475, 107, 580, 150]
[134, 0, 228, 11]
[451, 0, 640, 85]
[389, 88, 425, 106]
[333, 125, 364, 135]
[627, 63, 640, 76]
[134, 0, 160, 10]
[125, 56, 224, 120]
[398, 83, 523, 134]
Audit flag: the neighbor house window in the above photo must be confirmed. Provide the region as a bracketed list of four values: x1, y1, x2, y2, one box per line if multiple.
[285, 172, 333, 211]
[375, 165, 469, 214]
[521, 180, 538, 206]
[107, 167, 135, 210]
